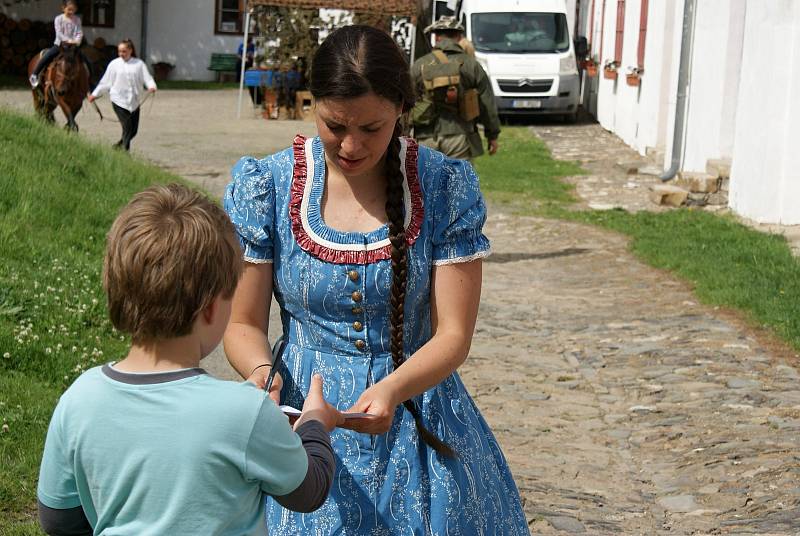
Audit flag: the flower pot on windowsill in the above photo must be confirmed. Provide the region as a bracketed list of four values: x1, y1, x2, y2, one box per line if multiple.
[603, 67, 618, 80]
[626, 72, 641, 86]
[586, 63, 598, 78]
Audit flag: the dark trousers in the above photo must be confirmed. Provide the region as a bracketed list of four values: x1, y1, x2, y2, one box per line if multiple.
[33, 47, 60, 75]
[33, 46, 92, 78]
[112, 103, 140, 151]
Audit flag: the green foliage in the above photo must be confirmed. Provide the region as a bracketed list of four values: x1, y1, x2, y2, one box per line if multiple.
[257, 7, 322, 74]
[0, 108, 185, 531]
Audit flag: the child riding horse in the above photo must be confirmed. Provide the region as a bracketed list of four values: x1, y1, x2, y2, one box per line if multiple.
[27, 44, 90, 131]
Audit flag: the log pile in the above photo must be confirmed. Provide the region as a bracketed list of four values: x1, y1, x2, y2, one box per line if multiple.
[0, 13, 54, 76]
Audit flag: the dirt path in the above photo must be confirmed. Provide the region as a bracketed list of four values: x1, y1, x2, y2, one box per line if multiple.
[4, 90, 799, 534]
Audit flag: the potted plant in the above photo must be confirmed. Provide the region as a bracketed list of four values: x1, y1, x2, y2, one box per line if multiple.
[626, 66, 643, 86]
[603, 60, 619, 81]
[153, 62, 174, 82]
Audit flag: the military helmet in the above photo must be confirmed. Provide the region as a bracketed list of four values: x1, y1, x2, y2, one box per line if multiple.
[424, 16, 465, 34]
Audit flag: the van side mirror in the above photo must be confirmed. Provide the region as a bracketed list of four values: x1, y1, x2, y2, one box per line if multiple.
[574, 37, 589, 59]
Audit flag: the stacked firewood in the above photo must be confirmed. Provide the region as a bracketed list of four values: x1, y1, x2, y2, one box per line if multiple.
[0, 13, 54, 76]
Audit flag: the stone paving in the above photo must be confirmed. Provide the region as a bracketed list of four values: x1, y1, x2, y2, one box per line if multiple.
[482, 120, 800, 534]
[3, 91, 799, 534]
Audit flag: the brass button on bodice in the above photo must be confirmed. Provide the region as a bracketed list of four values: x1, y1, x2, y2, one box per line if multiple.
[354, 339, 366, 351]
[351, 290, 363, 302]
[348, 270, 359, 282]
[353, 321, 363, 332]
[351, 306, 363, 315]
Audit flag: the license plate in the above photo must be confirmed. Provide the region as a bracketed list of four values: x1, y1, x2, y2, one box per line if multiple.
[512, 99, 542, 109]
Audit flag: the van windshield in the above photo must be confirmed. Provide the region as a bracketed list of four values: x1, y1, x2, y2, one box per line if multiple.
[471, 12, 570, 53]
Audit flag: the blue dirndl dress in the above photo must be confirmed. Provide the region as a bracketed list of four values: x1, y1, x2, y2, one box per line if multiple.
[224, 136, 529, 535]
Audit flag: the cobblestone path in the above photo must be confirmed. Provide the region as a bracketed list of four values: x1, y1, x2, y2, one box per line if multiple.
[478, 121, 800, 534]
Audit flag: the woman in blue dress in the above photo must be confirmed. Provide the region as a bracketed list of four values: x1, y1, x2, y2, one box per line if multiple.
[223, 25, 529, 535]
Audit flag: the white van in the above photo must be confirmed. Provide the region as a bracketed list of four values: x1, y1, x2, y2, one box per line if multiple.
[435, 0, 582, 120]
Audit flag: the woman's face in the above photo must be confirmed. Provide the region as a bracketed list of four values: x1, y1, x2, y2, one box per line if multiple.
[118, 44, 132, 61]
[315, 92, 402, 182]
[63, 3, 76, 17]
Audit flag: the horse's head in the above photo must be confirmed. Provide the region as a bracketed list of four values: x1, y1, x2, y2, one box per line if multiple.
[51, 45, 83, 96]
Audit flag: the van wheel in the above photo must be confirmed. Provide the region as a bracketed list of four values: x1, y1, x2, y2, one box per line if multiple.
[563, 111, 578, 124]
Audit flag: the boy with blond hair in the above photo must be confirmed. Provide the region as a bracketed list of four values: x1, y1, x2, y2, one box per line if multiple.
[37, 183, 342, 535]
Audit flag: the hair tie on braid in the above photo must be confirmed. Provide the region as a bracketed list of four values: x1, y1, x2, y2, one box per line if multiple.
[384, 132, 457, 460]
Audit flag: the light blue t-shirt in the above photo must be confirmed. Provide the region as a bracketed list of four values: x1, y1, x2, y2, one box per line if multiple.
[38, 365, 309, 535]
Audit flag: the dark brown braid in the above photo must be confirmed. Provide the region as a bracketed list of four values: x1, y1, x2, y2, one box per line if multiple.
[385, 124, 457, 459]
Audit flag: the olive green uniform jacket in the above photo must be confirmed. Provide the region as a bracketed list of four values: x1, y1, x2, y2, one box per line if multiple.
[410, 39, 501, 158]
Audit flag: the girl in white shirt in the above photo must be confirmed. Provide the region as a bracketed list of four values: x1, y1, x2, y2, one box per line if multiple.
[89, 39, 157, 151]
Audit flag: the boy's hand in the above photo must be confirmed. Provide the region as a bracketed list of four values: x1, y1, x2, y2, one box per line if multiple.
[294, 375, 344, 432]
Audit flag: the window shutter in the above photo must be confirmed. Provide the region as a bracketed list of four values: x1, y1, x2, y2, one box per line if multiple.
[637, 0, 649, 69]
[614, 0, 625, 64]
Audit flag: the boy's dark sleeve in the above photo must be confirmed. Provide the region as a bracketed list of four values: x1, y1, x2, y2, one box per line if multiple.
[38, 501, 92, 536]
[271, 420, 335, 512]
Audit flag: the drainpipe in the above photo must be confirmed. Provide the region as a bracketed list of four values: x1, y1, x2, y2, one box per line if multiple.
[140, 0, 148, 61]
[660, 0, 696, 181]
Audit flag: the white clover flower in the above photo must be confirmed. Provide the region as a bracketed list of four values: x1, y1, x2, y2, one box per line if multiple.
[3, 352, 9, 359]
[45, 348, 52, 354]
[1, 424, 8, 433]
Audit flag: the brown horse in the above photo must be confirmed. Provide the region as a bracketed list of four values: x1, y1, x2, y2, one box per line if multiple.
[27, 44, 90, 131]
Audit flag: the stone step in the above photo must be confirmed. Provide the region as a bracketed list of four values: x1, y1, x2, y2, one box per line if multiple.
[645, 145, 667, 165]
[706, 158, 732, 180]
[676, 172, 721, 194]
[638, 164, 664, 177]
[617, 159, 651, 175]
[649, 184, 689, 207]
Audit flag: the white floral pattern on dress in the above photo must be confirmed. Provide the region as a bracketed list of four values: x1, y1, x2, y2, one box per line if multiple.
[224, 137, 527, 535]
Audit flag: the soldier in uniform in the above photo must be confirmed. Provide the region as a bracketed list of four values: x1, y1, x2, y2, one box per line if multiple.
[410, 16, 500, 161]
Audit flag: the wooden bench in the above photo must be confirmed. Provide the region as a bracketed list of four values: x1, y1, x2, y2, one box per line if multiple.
[207, 53, 239, 82]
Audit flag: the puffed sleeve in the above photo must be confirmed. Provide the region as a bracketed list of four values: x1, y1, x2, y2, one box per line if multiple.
[224, 156, 276, 263]
[431, 158, 491, 264]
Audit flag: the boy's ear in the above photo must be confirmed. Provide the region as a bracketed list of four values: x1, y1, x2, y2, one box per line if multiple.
[201, 298, 217, 325]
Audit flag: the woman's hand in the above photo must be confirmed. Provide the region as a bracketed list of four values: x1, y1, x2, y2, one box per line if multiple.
[247, 366, 282, 404]
[340, 382, 400, 434]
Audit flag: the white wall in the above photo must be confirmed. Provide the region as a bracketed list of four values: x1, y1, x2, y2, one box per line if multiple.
[636, 0, 675, 158]
[730, 0, 800, 224]
[593, 0, 674, 156]
[681, 0, 744, 172]
[147, 1, 241, 81]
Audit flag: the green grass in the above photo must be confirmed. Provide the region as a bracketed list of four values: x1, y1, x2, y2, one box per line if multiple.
[0, 108, 185, 531]
[473, 126, 583, 206]
[473, 125, 800, 352]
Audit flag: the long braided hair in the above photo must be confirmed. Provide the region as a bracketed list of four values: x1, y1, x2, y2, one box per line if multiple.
[310, 25, 456, 458]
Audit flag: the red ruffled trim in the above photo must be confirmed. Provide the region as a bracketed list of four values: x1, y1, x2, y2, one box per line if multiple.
[289, 135, 424, 265]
